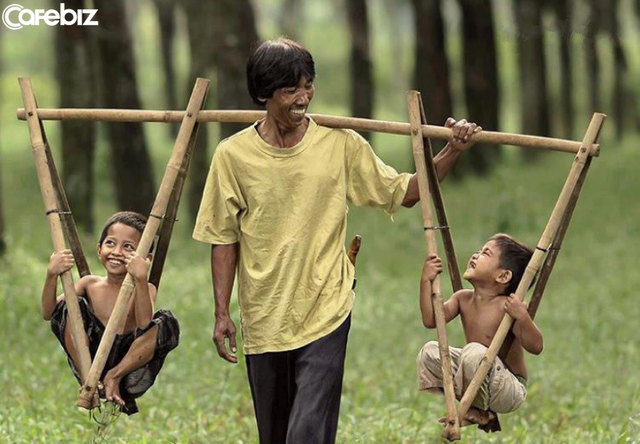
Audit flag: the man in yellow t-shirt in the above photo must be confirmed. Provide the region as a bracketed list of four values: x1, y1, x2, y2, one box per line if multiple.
[193, 37, 481, 444]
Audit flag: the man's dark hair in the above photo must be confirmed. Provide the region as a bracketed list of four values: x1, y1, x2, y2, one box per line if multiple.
[490, 233, 534, 296]
[246, 37, 316, 106]
[98, 211, 148, 249]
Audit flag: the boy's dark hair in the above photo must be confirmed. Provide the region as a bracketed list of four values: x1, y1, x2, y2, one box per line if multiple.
[98, 211, 148, 249]
[490, 233, 534, 296]
[246, 37, 316, 107]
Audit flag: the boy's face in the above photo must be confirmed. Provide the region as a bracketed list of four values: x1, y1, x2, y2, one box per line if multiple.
[463, 240, 509, 286]
[97, 223, 142, 275]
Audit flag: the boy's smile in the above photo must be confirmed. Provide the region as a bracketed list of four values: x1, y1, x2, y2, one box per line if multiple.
[97, 223, 142, 276]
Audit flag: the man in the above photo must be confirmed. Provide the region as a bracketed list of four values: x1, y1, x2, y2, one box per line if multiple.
[193, 37, 481, 443]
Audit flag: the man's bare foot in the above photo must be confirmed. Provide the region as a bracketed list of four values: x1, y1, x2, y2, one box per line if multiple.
[103, 371, 125, 407]
[463, 407, 496, 427]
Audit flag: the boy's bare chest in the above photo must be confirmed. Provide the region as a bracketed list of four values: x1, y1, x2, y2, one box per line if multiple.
[86, 287, 136, 330]
[459, 299, 504, 346]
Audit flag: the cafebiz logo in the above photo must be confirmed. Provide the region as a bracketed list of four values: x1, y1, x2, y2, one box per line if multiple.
[3, 3, 98, 30]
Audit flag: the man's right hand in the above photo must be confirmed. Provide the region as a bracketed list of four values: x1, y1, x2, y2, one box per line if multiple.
[213, 314, 238, 363]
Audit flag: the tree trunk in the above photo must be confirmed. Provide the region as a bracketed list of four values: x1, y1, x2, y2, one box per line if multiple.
[515, 0, 550, 161]
[279, 0, 303, 40]
[94, 0, 156, 213]
[212, 0, 260, 141]
[584, 0, 600, 115]
[179, 0, 216, 221]
[153, 0, 179, 137]
[606, 0, 626, 139]
[459, 0, 501, 175]
[411, 0, 453, 158]
[551, 0, 574, 139]
[0, 20, 4, 256]
[53, 0, 96, 232]
[346, 0, 374, 141]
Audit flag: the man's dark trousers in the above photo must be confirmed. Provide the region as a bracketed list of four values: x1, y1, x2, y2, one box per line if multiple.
[245, 315, 351, 444]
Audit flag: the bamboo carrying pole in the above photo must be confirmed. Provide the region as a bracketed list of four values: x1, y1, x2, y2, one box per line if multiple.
[456, 113, 606, 425]
[16, 108, 599, 156]
[19, 77, 93, 382]
[407, 91, 460, 440]
[148, 111, 204, 289]
[498, 154, 594, 361]
[76, 78, 210, 409]
[417, 96, 463, 292]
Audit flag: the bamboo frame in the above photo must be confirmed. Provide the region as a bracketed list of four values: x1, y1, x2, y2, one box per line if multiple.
[456, 113, 606, 426]
[498, 155, 594, 361]
[44, 138, 91, 278]
[17, 79, 603, 428]
[407, 91, 460, 440]
[148, 110, 203, 290]
[16, 108, 599, 156]
[19, 77, 94, 385]
[76, 78, 210, 409]
[417, 96, 463, 292]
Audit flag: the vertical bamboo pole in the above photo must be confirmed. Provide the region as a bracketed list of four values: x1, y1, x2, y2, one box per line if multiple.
[19, 77, 93, 381]
[457, 113, 606, 422]
[77, 78, 210, 408]
[407, 91, 460, 441]
[43, 140, 91, 277]
[30, 91, 90, 277]
[417, 96, 463, 292]
[149, 115, 204, 289]
[498, 155, 594, 361]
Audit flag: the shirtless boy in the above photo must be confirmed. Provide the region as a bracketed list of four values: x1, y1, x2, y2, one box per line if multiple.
[41, 211, 179, 414]
[416, 233, 543, 426]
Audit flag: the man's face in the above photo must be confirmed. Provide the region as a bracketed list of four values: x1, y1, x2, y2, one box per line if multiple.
[264, 76, 315, 129]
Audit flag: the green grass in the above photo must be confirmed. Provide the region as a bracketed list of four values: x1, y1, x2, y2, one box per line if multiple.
[1, 120, 639, 443]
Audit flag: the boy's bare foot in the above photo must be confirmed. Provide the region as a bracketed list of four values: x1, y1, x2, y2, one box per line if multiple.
[439, 415, 475, 427]
[463, 407, 495, 427]
[103, 371, 125, 407]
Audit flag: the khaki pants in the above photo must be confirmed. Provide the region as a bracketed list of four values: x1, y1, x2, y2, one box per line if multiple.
[416, 341, 527, 413]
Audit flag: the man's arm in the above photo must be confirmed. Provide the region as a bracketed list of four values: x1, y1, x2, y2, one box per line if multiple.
[504, 295, 544, 355]
[211, 243, 239, 364]
[401, 118, 482, 207]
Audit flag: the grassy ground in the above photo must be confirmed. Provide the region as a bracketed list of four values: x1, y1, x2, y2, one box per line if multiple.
[1, 121, 639, 443]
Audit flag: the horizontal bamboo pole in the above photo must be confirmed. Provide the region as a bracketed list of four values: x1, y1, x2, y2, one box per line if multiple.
[456, 112, 606, 423]
[16, 108, 599, 156]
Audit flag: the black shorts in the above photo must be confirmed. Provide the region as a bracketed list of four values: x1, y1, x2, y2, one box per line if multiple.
[50, 297, 180, 414]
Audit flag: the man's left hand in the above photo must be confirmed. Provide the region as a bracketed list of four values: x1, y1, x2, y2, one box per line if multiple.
[445, 117, 482, 152]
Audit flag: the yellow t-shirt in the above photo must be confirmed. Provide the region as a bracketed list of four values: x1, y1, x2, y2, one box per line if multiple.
[193, 118, 411, 354]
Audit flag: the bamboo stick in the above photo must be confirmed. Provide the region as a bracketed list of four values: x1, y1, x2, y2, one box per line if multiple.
[498, 155, 594, 361]
[347, 235, 362, 266]
[76, 78, 210, 409]
[18, 77, 93, 382]
[407, 91, 460, 441]
[149, 110, 205, 289]
[16, 108, 599, 156]
[456, 113, 606, 423]
[44, 142, 91, 277]
[417, 96, 463, 293]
